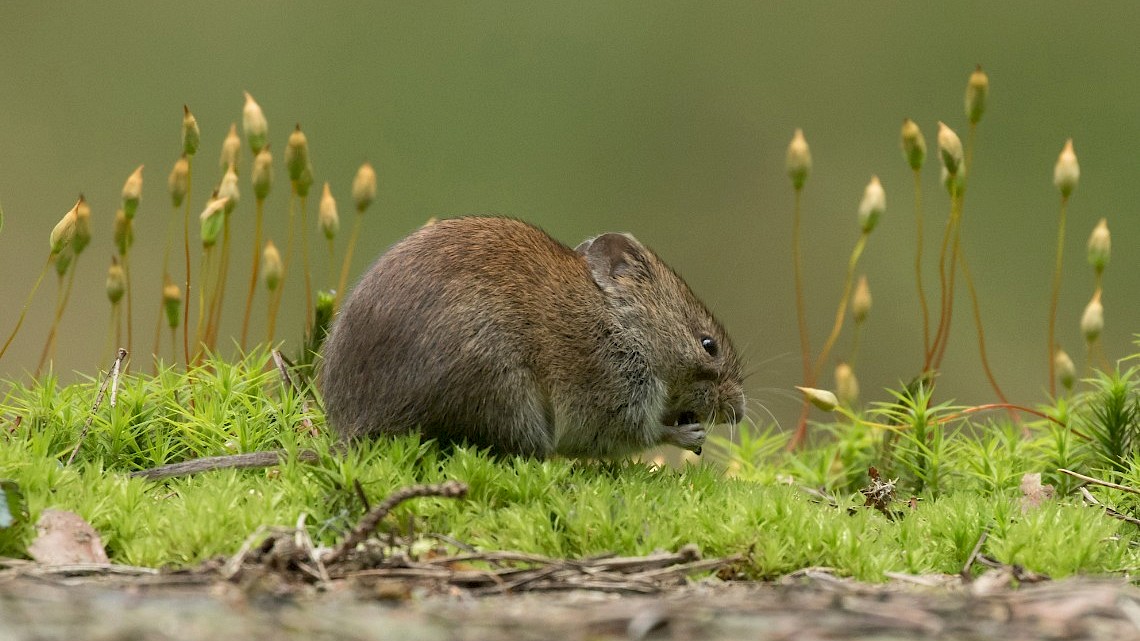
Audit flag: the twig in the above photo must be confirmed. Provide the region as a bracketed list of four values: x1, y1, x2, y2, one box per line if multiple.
[131, 450, 320, 480]
[422, 550, 568, 567]
[1079, 487, 1140, 527]
[632, 554, 741, 580]
[222, 525, 276, 580]
[796, 485, 839, 508]
[271, 349, 296, 392]
[583, 546, 701, 573]
[490, 563, 564, 593]
[1058, 468, 1140, 496]
[295, 513, 330, 583]
[961, 528, 989, 578]
[322, 481, 468, 565]
[66, 348, 127, 465]
[353, 479, 371, 512]
[271, 348, 324, 415]
[110, 348, 125, 408]
[427, 533, 477, 554]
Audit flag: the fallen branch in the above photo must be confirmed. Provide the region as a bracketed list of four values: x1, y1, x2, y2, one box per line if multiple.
[0, 558, 158, 578]
[130, 449, 320, 480]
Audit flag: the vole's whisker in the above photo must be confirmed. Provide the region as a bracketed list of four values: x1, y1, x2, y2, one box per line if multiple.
[752, 386, 801, 402]
[745, 398, 782, 432]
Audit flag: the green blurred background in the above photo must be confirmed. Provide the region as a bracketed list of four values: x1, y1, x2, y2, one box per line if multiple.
[2, 2, 1138, 432]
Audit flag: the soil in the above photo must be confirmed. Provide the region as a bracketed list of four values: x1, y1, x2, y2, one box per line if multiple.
[4, 571, 1140, 641]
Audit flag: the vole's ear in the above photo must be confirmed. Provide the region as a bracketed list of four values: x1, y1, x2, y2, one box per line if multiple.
[577, 232, 649, 289]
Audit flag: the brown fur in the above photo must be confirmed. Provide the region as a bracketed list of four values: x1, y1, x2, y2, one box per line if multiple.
[319, 216, 744, 458]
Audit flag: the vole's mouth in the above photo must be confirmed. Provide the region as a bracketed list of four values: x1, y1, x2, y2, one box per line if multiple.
[674, 411, 698, 426]
[661, 409, 704, 455]
[662, 409, 700, 427]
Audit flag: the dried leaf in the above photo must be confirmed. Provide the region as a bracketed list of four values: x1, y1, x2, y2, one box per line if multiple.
[27, 509, 109, 565]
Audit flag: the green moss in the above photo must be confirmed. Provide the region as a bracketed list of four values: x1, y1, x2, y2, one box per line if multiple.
[1, 351, 1139, 580]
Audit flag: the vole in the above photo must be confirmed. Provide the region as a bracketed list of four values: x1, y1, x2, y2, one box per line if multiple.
[320, 216, 744, 458]
[134, 216, 744, 479]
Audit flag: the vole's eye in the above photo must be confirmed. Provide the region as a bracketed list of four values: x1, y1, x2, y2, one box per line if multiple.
[700, 336, 718, 357]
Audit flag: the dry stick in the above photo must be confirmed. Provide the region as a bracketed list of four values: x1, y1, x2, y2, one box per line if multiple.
[959, 254, 1018, 429]
[131, 450, 319, 481]
[322, 481, 469, 565]
[1078, 487, 1140, 527]
[0, 562, 159, 578]
[0, 257, 51, 362]
[295, 513, 330, 584]
[182, 158, 194, 367]
[1058, 468, 1140, 495]
[353, 479, 371, 512]
[913, 168, 931, 357]
[960, 528, 989, 578]
[66, 348, 127, 466]
[271, 348, 323, 417]
[1047, 194, 1069, 398]
[240, 196, 265, 350]
[335, 210, 363, 309]
[789, 187, 812, 451]
[271, 348, 298, 392]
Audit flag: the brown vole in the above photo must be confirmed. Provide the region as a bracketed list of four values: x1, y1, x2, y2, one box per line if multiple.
[319, 216, 744, 458]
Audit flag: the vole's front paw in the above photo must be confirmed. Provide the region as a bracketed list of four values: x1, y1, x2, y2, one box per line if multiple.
[663, 422, 706, 455]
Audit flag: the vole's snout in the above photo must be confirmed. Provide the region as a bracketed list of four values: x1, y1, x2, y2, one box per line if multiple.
[727, 396, 746, 424]
[720, 386, 746, 425]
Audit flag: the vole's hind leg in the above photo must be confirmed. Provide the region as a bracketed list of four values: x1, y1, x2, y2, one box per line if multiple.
[479, 369, 556, 458]
[661, 422, 706, 454]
